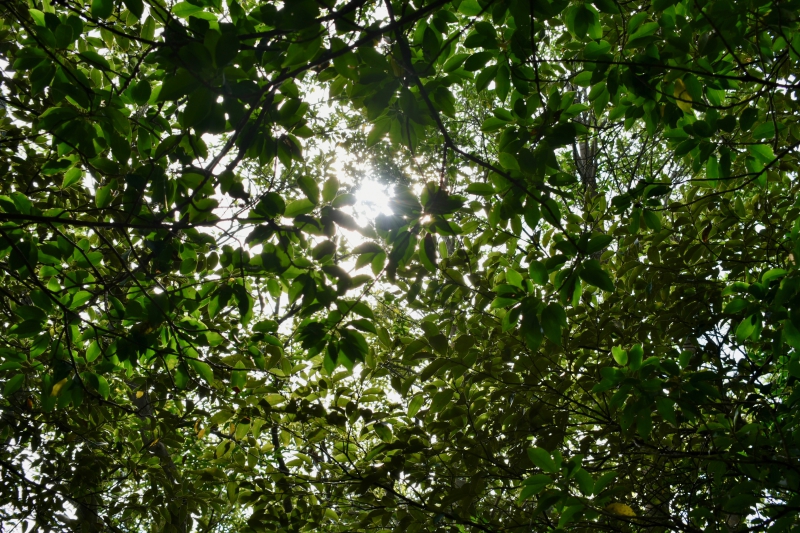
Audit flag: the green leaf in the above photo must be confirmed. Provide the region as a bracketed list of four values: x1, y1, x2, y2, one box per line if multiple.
[157, 69, 199, 102]
[28, 9, 46, 27]
[506, 269, 523, 288]
[367, 118, 392, 147]
[642, 210, 661, 231]
[443, 53, 470, 72]
[491, 297, 517, 309]
[629, 207, 641, 233]
[735, 314, 758, 342]
[520, 474, 552, 500]
[16, 305, 47, 322]
[434, 87, 457, 117]
[464, 51, 493, 71]
[61, 167, 83, 188]
[724, 297, 749, 314]
[322, 177, 339, 203]
[566, 4, 598, 40]
[574, 468, 594, 496]
[430, 389, 454, 413]
[4, 374, 25, 396]
[79, 51, 111, 70]
[527, 447, 558, 473]
[529, 262, 548, 285]
[540, 303, 566, 345]
[466, 183, 495, 195]
[481, 117, 508, 132]
[541, 199, 561, 226]
[340, 329, 368, 363]
[628, 344, 643, 370]
[495, 63, 511, 101]
[458, 0, 482, 16]
[298, 176, 320, 205]
[123, 0, 144, 18]
[611, 346, 628, 366]
[656, 397, 676, 425]
[91, 0, 114, 19]
[408, 394, 424, 417]
[332, 194, 357, 208]
[173, 363, 190, 389]
[740, 108, 758, 131]
[10, 191, 32, 213]
[82, 372, 110, 400]
[94, 374, 110, 400]
[11, 320, 46, 338]
[351, 302, 375, 321]
[594, 0, 619, 13]
[348, 319, 377, 334]
[189, 359, 215, 384]
[373, 422, 392, 442]
[475, 64, 498, 92]
[420, 234, 437, 272]
[748, 144, 776, 165]
[579, 260, 614, 292]
[182, 89, 215, 128]
[593, 471, 617, 494]
[173, 2, 204, 18]
[585, 234, 613, 254]
[762, 268, 787, 284]
[86, 341, 101, 362]
[498, 152, 519, 170]
[284, 198, 316, 218]
[558, 505, 585, 528]
[71, 291, 93, 308]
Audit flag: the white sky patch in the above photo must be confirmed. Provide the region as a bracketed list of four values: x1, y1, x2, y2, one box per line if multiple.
[353, 178, 393, 225]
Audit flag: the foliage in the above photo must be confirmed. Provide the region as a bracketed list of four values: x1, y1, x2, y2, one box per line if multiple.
[1, 0, 800, 531]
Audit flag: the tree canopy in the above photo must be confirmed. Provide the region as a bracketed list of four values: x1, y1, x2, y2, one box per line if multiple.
[1, 0, 800, 531]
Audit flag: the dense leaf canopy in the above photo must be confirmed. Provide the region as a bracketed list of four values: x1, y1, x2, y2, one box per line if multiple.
[1, 0, 800, 531]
